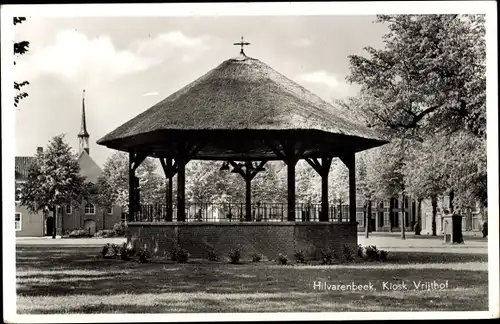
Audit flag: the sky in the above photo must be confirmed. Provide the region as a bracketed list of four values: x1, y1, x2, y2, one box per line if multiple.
[12, 14, 390, 167]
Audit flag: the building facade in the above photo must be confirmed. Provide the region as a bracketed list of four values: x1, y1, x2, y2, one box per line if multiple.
[15, 153, 45, 237]
[354, 196, 418, 232]
[15, 91, 122, 237]
[419, 195, 485, 234]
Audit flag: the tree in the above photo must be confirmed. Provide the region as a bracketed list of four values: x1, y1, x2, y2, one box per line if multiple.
[100, 152, 164, 212]
[186, 161, 221, 203]
[14, 17, 30, 108]
[252, 161, 287, 203]
[444, 130, 487, 210]
[403, 136, 450, 236]
[19, 135, 86, 238]
[296, 160, 321, 203]
[343, 15, 487, 235]
[329, 160, 349, 218]
[347, 14, 486, 139]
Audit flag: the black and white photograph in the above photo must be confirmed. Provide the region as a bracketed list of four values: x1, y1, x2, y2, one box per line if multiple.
[2, 2, 498, 322]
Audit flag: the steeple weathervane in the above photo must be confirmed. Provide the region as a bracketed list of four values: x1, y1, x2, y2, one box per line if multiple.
[233, 36, 250, 56]
[77, 89, 90, 155]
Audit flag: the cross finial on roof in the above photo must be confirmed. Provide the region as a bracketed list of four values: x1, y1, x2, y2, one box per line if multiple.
[233, 36, 250, 56]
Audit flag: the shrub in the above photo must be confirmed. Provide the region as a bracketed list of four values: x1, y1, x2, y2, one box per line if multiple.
[208, 250, 219, 262]
[251, 253, 262, 262]
[137, 249, 151, 263]
[170, 246, 190, 263]
[357, 244, 364, 258]
[379, 250, 388, 261]
[340, 244, 355, 263]
[111, 243, 120, 257]
[101, 244, 110, 258]
[294, 250, 305, 263]
[228, 248, 241, 264]
[364, 245, 380, 261]
[320, 249, 335, 265]
[68, 229, 90, 238]
[120, 243, 135, 261]
[113, 222, 127, 236]
[277, 253, 288, 265]
[96, 229, 115, 238]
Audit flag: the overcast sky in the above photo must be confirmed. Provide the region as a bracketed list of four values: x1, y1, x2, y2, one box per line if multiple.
[13, 15, 391, 167]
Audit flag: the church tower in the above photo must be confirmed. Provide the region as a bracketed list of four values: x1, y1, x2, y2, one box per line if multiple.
[77, 89, 90, 155]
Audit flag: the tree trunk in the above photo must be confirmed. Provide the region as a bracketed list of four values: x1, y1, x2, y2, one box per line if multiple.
[431, 195, 438, 236]
[61, 206, 64, 235]
[365, 200, 372, 238]
[401, 196, 406, 240]
[449, 190, 455, 214]
[415, 198, 422, 235]
[52, 207, 57, 239]
[389, 198, 394, 232]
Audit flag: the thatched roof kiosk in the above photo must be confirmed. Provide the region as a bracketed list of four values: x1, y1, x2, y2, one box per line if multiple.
[97, 49, 388, 225]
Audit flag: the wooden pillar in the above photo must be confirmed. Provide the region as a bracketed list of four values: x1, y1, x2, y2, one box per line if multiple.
[128, 152, 135, 222]
[306, 156, 332, 222]
[287, 161, 296, 221]
[263, 140, 304, 222]
[159, 157, 178, 222]
[228, 160, 267, 222]
[128, 152, 148, 222]
[349, 159, 356, 223]
[245, 178, 252, 221]
[321, 157, 332, 221]
[166, 158, 173, 221]
[177, 158, 186, 222]
[340, 153, 356, 224]
[167, 173, 173, 221]
[321, 171, 328, 221]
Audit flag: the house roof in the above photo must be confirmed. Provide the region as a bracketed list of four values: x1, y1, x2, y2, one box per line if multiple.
[76, 150, 102, 184]
[15, 151, 102, 184]
[97, 54, 388, 159]
[15, 156, 36, 181]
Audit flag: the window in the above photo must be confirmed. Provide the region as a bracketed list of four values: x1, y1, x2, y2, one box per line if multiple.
[15, 213, 21, 231]
[356, 200, 364, 208]
[383, 200, 390, 208]
[443, 196, 450, 209]
[107, 206, 113, 214]
[383, 212, 390, 226]
[65, 205, 72, 215]
[372, 212, 377, 219]
[84, 203, 95, 215]
[356, 212, 364, 226]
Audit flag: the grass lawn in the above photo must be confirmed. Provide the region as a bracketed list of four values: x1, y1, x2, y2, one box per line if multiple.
[16, 245, 488, 313]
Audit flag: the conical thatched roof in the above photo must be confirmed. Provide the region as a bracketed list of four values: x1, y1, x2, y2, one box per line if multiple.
[97, 55, 388, 159]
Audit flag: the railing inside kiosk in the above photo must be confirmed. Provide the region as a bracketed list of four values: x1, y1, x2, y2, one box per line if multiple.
[132, 203, 351, 223]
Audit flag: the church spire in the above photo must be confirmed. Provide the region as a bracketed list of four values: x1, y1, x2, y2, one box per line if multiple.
[77, 89, 90, 155]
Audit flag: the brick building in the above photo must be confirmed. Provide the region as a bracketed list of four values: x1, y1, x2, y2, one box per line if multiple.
[15, 91, 122, 237]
